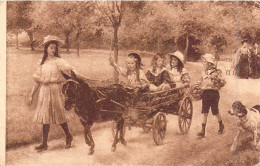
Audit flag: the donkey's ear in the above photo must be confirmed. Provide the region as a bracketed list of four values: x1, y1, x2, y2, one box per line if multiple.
[61, 71, 71, 80]
[71, 70, 77, 80]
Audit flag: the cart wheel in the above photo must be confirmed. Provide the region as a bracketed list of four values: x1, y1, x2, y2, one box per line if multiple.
[111, 120, 127, 139]
[178, 96, 193, 134]
[153, 112, 167, 145]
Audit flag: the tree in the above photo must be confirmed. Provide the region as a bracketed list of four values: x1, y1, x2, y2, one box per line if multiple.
[96, 1, 126, 83]
[67, 2, 95, 56]
[31, 2, 78, 53]
[7, 1, 34, 50]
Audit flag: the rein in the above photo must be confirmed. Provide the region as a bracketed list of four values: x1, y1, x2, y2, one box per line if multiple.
[64, 79, 126, 112]
[66, 79, 79, 85]
[93, 87, 126, 110]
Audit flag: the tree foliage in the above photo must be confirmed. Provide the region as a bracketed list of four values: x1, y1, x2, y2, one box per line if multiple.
[30, 1, 95, 53]
[7, 1, 34, 49]
[7, 1, 260, 61]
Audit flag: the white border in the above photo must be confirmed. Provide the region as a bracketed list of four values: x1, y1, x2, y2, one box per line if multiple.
[0, 1, 6, 166]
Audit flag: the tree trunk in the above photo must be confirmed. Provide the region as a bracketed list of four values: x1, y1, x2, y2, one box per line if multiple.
[76, 40, 80, 57]
[65, 33, 70, 53]
[27, 31, 34, 51]
[157, 34, 162, 53]
[184, 35, 189, 63]
[15, 33, 19, 49]
[76, 29, 81, 57]
[175, 36, 180, 51]
[113, 26, 119, 83]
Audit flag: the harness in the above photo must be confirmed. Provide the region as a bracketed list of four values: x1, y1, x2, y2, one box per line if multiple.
[64, 79, 127, 116]
[63, 79, 80, 104]
[93, 87, 126, 111]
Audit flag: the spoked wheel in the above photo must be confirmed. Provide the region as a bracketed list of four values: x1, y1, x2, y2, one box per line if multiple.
[178, 96, 193, 134]
[153, 112, 167, 145]
[111, 120, 127, 139]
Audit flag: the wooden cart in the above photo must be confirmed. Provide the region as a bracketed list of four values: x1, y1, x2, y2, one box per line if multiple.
[111, 86, 193, 145]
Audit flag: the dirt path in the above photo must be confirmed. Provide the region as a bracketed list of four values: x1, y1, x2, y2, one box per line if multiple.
[6, 105, 205, 166]
[6, 75, 260, 166]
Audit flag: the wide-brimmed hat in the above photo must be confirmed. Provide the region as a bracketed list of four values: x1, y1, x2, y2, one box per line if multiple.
[167, 51, 184, 64]
[201, 53, 215, 64]
[42, 35, 64, 46]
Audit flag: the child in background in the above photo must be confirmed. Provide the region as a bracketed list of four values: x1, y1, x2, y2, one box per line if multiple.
[146, 53, 175, 91]
[167, 51, 190, 88]
[197, 53, 226, 138]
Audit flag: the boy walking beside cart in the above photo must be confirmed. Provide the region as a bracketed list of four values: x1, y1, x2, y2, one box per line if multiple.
[196, 53, 226, 138]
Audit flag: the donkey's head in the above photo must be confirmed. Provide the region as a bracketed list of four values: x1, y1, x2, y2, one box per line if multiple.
[62, 71, 82, 110]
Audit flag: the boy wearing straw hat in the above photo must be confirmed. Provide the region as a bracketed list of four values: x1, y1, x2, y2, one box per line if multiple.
[197, 53, 226, 138]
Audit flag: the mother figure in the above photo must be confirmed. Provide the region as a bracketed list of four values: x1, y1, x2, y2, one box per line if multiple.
[235, 40, 251, 79]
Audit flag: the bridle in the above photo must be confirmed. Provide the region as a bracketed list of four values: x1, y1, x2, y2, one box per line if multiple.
[63, 79, 80, 108]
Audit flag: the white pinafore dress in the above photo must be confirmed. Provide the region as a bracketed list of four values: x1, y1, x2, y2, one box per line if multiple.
[32, 57, 74, 124]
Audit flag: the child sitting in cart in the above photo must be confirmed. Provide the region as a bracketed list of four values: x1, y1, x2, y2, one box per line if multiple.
[196, 53, 226, 138]
[167, 51, 190, 88]
[109, 53, 150, 102]
[146, 53, 176, 91]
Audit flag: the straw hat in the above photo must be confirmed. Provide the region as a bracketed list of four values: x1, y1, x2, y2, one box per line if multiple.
[201, 53, 215, 64]
[167, 51, 184, 64]
[42, 35, 64, 46]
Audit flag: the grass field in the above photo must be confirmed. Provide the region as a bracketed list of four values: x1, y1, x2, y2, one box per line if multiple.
[6, 47, 260, 165]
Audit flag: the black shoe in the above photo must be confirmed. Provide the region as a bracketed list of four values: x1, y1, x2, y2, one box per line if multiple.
[35, 144, 48, 151]
[218, 124, 224, 134]
[65, 135, 73, 149]
[120, 137, 127, 146]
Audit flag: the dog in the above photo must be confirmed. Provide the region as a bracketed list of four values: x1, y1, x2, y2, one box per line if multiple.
[228, 101, 260, 152]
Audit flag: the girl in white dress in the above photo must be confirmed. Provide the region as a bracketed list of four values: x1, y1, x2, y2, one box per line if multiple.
[28, 35, 87, 151]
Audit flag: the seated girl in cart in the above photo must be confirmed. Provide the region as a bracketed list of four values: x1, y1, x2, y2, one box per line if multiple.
[109, 53, 150, 102]
[167, 51, 190, 88]
[146, 53, 176, 91]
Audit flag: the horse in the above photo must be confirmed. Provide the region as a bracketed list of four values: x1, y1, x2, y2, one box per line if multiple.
[61, 71, 129, 155]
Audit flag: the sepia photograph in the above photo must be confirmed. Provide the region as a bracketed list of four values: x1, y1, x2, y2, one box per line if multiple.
[3, 1, 260, 165]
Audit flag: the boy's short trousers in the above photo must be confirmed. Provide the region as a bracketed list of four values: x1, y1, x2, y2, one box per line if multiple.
[201, 89, 220, 115]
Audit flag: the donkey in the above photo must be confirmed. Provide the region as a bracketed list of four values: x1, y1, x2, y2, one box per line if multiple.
[62, 71, 129, 155]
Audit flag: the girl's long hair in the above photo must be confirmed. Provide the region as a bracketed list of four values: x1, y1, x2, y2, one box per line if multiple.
[170, 55, 184, 73]
[127, 53, 143, 81]
[40, 41, 60, 65]
[151, 53, 166, 73]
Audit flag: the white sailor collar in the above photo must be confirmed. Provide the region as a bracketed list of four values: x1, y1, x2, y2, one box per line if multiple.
[148, 67, 167, 76]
